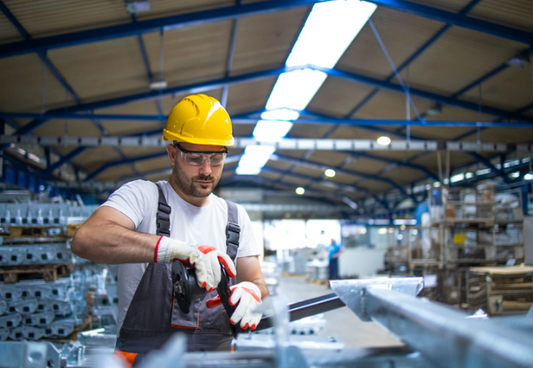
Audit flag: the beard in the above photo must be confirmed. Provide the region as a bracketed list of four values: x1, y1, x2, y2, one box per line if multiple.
[172, 161, 221, 198]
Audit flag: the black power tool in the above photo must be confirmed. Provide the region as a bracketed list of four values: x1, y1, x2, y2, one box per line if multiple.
[171, 260, 345, 333]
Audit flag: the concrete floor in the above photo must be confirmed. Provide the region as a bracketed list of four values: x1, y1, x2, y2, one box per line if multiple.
[275, 275, 403, 349]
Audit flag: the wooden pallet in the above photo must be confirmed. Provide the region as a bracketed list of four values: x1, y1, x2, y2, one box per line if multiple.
[7, 226, 46, 238]
[0, 264, 74, 283]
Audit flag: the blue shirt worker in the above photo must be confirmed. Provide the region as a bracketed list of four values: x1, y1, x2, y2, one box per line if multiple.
[327, 238, 344, 280]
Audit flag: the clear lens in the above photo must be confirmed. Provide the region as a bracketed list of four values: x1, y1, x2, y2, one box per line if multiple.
[181, 152, 226, 166]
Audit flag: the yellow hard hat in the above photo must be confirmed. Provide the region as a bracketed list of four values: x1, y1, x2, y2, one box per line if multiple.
[163, 94, 234, 146]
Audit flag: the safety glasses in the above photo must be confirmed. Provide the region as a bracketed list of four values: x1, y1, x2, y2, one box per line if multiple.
[174, 143, 228, 166]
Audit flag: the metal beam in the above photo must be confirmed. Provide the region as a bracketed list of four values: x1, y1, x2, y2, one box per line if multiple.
[0, 0, 324, 59]
[467, 152, 512, 184]
[315, 66, 533, 122]
[83, 152, 167, 181]
[363, 287, 533, 368]
[269, 153, 399, 205]
[366, 0, 533, 45]
[5, 112, 533, 128]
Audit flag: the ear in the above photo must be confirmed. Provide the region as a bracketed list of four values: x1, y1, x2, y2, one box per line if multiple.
[167, 144, 176, 165]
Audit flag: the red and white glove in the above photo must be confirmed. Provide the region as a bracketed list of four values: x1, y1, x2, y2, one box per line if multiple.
[206, 281, 262, 330]
[155, 236, 236, 291]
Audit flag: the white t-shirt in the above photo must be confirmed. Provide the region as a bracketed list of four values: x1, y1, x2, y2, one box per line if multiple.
[101, 179, 260, 331]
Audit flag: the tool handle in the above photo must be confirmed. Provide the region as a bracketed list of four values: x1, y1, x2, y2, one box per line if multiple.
[217, 263, 243, 335]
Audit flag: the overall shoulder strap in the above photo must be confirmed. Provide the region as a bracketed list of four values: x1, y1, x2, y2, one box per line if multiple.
[225, 200, 240, 262]
[155, 182, 171, 237]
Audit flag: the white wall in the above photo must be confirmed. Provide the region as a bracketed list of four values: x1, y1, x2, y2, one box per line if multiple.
[338, 247, 386, 278]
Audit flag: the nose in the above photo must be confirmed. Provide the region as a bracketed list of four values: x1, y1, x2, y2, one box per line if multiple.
[198, 157, 212, 175]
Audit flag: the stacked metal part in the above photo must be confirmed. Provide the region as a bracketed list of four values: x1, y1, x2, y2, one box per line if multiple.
[0, 271, 97, 341]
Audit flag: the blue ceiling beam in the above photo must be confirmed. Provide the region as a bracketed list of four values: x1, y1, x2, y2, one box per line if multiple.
[365, 0, 533, 45]
[467, 152, 512, 184]
[272, 152, 412, 203]
[451, 62, 510, 98]
[10, 65, 291, 136]
[315, 66, 533, 122]
[0, 0, 325, 59]
[9, 63, 533, 138]
[348, 0, 481, 117]
[350, 152, 439, 181]
[259, 165, 389, 209]
[43, 147, 87, 175]
[84, 151, 167, 182]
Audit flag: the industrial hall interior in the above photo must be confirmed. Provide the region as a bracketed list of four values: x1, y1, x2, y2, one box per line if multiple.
[1, 0, 533, 367]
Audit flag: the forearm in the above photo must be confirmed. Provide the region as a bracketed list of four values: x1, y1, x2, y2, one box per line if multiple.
[72, 216, 158, 264]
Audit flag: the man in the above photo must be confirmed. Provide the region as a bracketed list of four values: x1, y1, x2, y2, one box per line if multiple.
[327, 238, 344, 281]
[71, 94, 269, 365]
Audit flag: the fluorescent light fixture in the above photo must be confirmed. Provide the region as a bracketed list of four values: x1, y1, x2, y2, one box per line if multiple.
[476, 168, 491, 176]
[433, 182, 441, 187]
[149, 80, 168, 90]
[510, 171, 520, 178]
[253, 120, 293, 142]
[266, 69, 327, 111]
[450, 173, 465, 183]
[126, 0, 151, 14]
[261, 109, 300, 121]
[295, 187, 305, 195]
[286, 0, 377, 68]
[324, 169, 336, 178]
[236, 145, 275, 175]
[465, 172, 474, 179]
[377, 136, 391, 145]
[243, 0, 376, 175]
[236, 166, 261, 175]
[524, 173, 533, 180]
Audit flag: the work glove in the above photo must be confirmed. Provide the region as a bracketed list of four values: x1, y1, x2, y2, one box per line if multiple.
[206, 281, 262, 330]
[155, 236, 236, 291]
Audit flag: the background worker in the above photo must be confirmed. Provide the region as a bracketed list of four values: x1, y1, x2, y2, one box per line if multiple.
[71, 94, 269, 365]
[327, 238, 344, 281]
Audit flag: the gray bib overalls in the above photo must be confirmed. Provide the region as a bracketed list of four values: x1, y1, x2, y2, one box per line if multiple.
[115, 183, 240, 365]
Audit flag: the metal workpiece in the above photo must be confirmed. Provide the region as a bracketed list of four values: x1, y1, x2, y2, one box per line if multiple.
[363, 288, 533, 368]
[0, 328, 8, 341]
[234, 333, 343, 352]
[330, 277, 424, 321]
[22, 311, 55, 327]
[0, 340, 63, 368]
[0, 313, 22, 329]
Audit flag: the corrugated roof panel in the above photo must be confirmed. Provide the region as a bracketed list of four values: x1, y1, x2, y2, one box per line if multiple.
[307, 76, 377, 118]
[337, 7, 445, 80]
[226, 77, 277, 115]
[328, 126, 384, 140]
[47, 36, 147, 102]
[71, 146, 123, 170]
[289, 123, 334, 139]
[470, 0, 533, 32]
[3, 0, 129, 38]
[410, 151, 474, 172]
[356, 180, 391, 193]
[140, 22, 231, 87]
[99, 165, 135, 182]
[293, 166, 323, 178]
[99, 120, 163, 137]
[33, 119, 103, 137]
[330, 171, 365, 185]
[354, 90, 433, 120]
[380, 167, 426, 185]
[465, 127, 533, 144]
[230, 7, 310, 75]
[134, 157, 169, 173]
[405, 0, 471, 13]
[460, 66, 533, 111]
[306, 151, 351, 167]
[405, 27, 525, 96]
[343, 157, 389, 175]
[0, 11, 24, 44]
[0, 53, 77, 113]
[135, 0, 234, 21]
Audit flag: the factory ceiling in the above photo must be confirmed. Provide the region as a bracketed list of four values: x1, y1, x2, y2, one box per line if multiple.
[0, 0, 532, 219]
